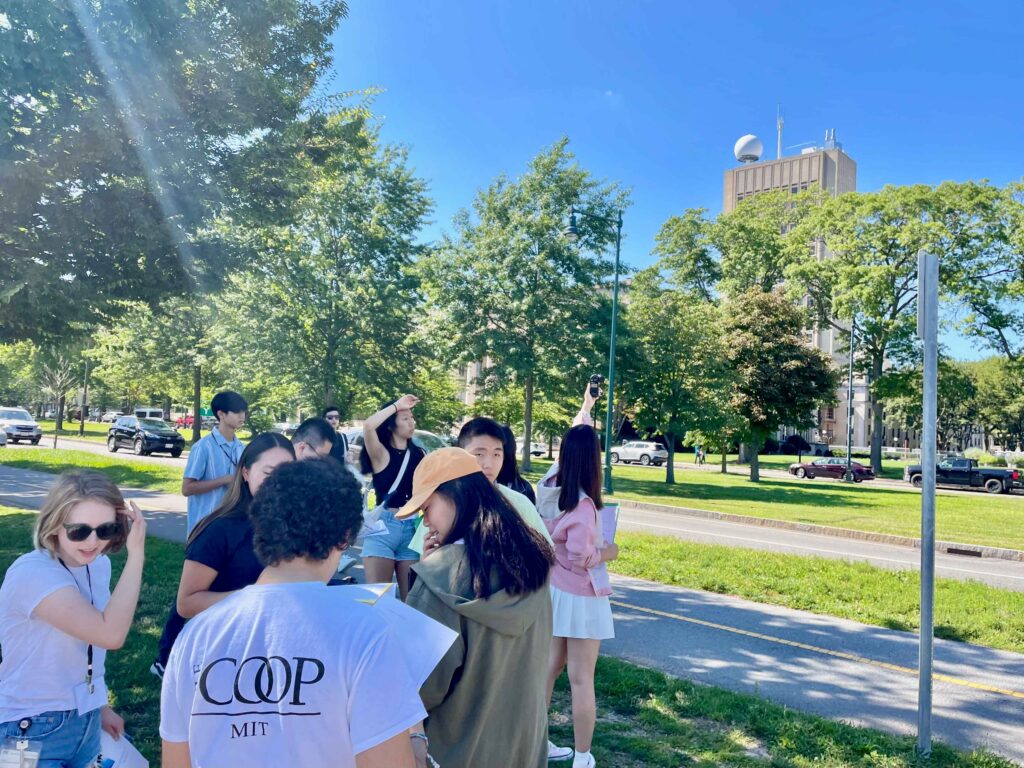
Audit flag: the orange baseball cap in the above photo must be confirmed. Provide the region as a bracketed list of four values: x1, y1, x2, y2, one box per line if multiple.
[396, 447, 483, 519]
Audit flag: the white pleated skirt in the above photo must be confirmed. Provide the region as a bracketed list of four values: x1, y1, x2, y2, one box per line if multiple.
[550, 584, 615, 640]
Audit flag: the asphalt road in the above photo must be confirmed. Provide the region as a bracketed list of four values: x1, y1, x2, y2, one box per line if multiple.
[2, 465, 1021, 763]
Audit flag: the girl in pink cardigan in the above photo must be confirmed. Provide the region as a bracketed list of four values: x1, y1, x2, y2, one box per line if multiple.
[542, 387, 619, 768]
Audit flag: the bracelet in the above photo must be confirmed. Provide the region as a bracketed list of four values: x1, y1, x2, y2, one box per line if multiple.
[393, 402, 400, 415]
[409, 732, 428, 746]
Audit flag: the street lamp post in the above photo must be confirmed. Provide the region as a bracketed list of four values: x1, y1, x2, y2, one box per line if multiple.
[845, 318, 857, 482]
[563, 205, 623, 494]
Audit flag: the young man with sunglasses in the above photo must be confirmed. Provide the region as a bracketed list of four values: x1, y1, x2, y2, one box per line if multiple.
[151, 391, 247, 680]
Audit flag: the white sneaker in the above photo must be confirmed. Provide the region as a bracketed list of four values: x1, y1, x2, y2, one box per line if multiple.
[573, 751, 596, 768]
[547, 740, 574, 761]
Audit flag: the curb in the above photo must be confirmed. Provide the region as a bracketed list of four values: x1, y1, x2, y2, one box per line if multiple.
[610, 497, 1024, 563]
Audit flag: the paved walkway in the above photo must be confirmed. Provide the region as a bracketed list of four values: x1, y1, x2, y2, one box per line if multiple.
[2, 465, 1023, 763]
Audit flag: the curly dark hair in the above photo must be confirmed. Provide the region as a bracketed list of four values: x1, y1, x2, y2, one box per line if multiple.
[250, 460, 363, 567]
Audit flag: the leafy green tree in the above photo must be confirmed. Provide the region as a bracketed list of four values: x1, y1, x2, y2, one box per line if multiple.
[626, 265, 735, 483]
[964, 357, 1024, 450]
[0, 0, 348, 342]
[722, 288, 839, 482]
[422, 139, 628, 471]
[787, 184, 940, 473]
[216, 115, 432, 420]
[0, 342, 40, 407]
[876, 360, 980, 452]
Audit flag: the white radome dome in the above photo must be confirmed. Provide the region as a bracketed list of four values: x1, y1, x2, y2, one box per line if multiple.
[734, 134, 763, 163]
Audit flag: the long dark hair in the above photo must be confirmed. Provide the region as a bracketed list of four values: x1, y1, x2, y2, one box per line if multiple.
[436, 473, 553, 598]
[187, 432, 296, 546]
[556, 424, 603, 513]
[360, 403, 401, 475]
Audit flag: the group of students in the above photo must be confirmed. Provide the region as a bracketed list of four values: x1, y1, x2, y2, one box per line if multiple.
[0, 383, 619, 768]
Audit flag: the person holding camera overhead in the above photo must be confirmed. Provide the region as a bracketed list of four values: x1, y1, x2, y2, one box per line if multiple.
[0, 471, 146, 768]
[542, 380, 618, 768]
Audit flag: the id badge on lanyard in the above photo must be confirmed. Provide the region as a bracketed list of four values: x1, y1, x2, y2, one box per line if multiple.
[58, 561, 105, 714]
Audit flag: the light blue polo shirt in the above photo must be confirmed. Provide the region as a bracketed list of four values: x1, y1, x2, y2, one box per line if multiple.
[183, 427, 245, 534]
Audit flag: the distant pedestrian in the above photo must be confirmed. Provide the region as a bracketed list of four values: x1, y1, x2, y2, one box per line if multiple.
[322, 405, 352, 465]
[360, 394, 425, 599]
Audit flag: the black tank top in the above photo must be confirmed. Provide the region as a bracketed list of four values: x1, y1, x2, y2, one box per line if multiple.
[371, 441, 425, 509]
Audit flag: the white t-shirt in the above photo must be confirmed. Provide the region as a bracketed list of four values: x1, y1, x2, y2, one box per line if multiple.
[0, 549, 110, 722]
[160, 582, 429, 767]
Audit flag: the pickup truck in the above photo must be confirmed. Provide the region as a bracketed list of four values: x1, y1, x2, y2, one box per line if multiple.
[903, 458, 1022, 494]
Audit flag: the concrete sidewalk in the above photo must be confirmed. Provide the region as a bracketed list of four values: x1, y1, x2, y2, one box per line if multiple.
[2, 465, 1023, 763]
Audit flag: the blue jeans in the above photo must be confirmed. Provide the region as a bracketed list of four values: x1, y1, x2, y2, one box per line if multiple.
[361, 509, 420, 561]
[0, 708, 100, 768]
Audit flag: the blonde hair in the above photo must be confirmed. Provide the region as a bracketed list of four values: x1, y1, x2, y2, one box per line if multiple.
[33, 471, 128, 558]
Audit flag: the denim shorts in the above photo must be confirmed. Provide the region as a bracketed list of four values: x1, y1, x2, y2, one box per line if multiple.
[361, 509, 420, 561]
[0, 707, 100, 768]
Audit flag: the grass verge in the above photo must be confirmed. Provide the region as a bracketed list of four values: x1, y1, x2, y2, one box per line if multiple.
[0, 447, 184, 494]
[525, 460, 1024, 551]
[611, 532, 1024, 654]
[0, 507, 1012, 768]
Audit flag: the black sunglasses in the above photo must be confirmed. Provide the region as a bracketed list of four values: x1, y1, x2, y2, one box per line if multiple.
[63, 522, 122, 542]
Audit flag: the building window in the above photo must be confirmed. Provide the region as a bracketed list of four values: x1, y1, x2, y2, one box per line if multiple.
[827, 407, 834, 420]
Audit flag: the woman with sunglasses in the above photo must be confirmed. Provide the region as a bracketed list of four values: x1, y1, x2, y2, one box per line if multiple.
[0, 470, 146, 768]
[175, 432, 295, 619]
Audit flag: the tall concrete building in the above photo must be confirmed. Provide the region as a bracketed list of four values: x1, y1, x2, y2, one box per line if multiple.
[721, 130, 887, 452]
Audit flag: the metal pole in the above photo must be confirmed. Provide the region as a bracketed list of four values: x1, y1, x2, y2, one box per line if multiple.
[79, 358, 89, 437]
[917, 250, 939, 758]
[845, 319, 856, 481]
[603, 212, 623, 495]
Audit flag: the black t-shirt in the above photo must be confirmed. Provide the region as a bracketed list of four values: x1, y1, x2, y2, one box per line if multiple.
[185, 514, 264, 592]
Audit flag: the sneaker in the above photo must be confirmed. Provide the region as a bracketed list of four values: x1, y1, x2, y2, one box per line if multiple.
[573, 752, 596, 768]
[548, 740, 574, 761]
[149, 661, 165, 680]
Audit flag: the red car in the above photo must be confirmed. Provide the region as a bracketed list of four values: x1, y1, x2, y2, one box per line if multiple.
[788, 457, 875, 482]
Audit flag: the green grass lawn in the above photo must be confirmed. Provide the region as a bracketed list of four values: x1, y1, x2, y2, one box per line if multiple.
[525, 460, 1024, 551]
[0, 447, 184, 494]
[612, 532, 1024, 654]
[0, 507, 1011, 768]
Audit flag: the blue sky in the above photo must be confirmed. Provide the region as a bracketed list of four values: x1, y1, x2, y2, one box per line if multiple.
[329, 1, 1023, 358]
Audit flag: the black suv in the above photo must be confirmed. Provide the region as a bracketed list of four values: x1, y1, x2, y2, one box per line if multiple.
[108, 416, 185, 457]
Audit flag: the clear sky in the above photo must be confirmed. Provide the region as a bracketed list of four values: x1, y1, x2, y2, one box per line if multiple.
[329, 0, 1023, 358]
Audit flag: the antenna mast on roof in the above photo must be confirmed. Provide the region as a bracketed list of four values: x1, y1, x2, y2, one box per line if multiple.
[776, 106, 784, 159]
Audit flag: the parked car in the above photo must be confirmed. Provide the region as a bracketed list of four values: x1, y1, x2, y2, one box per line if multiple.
[903, 457, 1021, 494]
[272, 422, 299, 437]
[107, 416, 185, 457]
[789, 457, 875, 482]
[100, 411, 123, 423]
[0, 407, 42, 445]
[516, 440, 547, 457]
[610, 440, 669, 466]
[0, 430, 7, 447]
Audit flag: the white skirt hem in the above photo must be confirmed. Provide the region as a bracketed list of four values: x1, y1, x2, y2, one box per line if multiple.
[550, 584, 615, 640]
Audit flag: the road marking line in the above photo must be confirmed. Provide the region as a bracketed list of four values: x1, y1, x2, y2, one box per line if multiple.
[609, 599, 1024, 700]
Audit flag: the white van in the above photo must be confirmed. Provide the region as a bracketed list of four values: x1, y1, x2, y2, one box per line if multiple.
[134, 407, 165, 420]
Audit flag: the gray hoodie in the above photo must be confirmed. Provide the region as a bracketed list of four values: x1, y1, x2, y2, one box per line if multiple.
[408, 544, 552, 768]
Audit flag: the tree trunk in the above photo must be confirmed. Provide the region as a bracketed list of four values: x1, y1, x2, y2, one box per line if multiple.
[738, 442, 751, 463]
[192, 364, 202, 443]
[522, 374, 534, 473]
[79, 360, 89, 437]
[163, 395, 171, 420]
[749, 431, 764, 482]
[55, 394, 65, 432]
[665, 432, 675, 484]
[721, 446, 727, 474]
[869, 354, 884, 475]
[547, 434, 554, 460]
